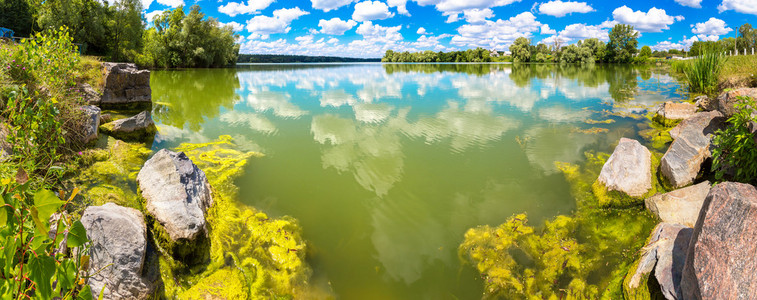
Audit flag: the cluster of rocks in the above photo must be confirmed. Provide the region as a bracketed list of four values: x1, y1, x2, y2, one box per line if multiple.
[78, 62, 156, 145]
[80, 148, 213, 299]
[594, 88, 757, 299]
[69, 62, 204, 299]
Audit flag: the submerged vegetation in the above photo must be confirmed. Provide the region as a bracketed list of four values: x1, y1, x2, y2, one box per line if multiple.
[160, 136, 314, 299]
[460, 152, 657, 299]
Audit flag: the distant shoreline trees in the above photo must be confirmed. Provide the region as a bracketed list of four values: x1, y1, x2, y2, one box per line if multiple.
[381, 48, 493, 63]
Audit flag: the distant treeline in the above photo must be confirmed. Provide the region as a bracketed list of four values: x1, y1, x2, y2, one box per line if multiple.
[238, 54, 380, 63]
[382, 48, 495, 63]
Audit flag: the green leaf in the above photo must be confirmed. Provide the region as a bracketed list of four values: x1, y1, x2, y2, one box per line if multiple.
[28, 255, 56, 298]
[76, 284, 92, 300]
[67, 221, 87, 248]
[34, 189, 63, 226]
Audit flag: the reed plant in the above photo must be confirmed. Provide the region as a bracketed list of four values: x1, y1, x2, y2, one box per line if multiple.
[683, 51, 724, 95]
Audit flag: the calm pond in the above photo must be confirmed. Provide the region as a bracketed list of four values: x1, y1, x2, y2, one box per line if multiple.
[150, 63, 686, 299]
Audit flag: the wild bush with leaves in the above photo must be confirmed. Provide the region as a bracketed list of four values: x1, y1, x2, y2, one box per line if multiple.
[712, 96, 757, 183]
[0, 176, 92, 299]
[1, 27, 87, 179]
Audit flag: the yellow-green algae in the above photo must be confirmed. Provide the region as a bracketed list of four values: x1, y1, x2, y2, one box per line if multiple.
[459, 151, 657, 299]
[74, 139, 152, 210]
[154, 135, 314, 300]
[638, 111, 677, 151]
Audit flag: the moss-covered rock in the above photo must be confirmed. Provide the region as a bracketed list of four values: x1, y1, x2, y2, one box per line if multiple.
[99, 110, 156, 142]
[592, 150, 664, 207]
[157, 135, 314, 299]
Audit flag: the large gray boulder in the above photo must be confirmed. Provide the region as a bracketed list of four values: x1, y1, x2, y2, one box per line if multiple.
[81, 105, 101, 145]
[80, 203, 155, 299]
[661, 111, 725, 188]
[681, 182, 757, 299]
[597, 138, 652, 197]
[645, 181, 711, 227]
[99, 63, 151, 109]
[626, 223, 692, 300]
[657, 101, 697, 121]
[100, 111, 156, 141]
[137, 149, 212, 242]
[716, 88, 757, 117]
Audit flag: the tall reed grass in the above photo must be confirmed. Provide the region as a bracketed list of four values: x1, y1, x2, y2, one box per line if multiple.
[684, 51, 724, 95]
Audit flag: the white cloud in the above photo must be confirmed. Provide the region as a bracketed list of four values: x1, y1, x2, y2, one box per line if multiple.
[141, 0, 153, 10]
[538, 1, 594, 17]
[691, 17, 732, 41]
[445, 13, 460, 23]
[356, 21, 403, 43]
[312, 0, 354, 12]
[388, 0, 410, 16]
[156, 0, 183, 8]
[674, 0, 702, 8]
[417, 27, 427, 34]
[221, 21, 245, 32]
[462, 8, 494, 23]
[718, 0, 757, 15]
[651, 36, 698, 51]
[245, 7, 309, 37]
[558, 23, 609, 41]
[540, 24, 556, 35]
[431, 0, 521, 14]
[328, 38, 340, 43]
[219, 0, 275, 17]
[353, 1, 395, 22]
[450, 11, 542, 49]
[611, 6, 683, 32]
[143, 10, 165, 23]
[319, 18, 358, 35]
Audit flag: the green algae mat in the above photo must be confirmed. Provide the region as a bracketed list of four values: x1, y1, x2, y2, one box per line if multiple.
[126, 63, 688, 298]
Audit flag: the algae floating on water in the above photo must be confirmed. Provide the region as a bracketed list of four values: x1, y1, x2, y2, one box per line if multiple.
[161, 135, 315, 300]
[459, 151, 657, 299]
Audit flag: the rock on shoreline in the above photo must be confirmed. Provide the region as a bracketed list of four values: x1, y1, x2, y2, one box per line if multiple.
[661, 111, 724, 188]
[597, 138, 652, 198]
[80, 203, 156, 299]
[137, 149, 213, 242]
[98, 63, 151, 109]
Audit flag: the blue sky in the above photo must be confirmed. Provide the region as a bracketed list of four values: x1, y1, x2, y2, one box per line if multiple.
[140, 0, 757, 57]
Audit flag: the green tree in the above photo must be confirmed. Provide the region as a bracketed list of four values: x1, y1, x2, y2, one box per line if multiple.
[107, 0, 144, 62]
[606, 24, 638, 63]
[639, 45, 652, 58]
[138, 5, 238, 68]
[581, 38, 605, 62]
[738, 23, 755, 52]
[0, 0, 35, 36]
[37, 0, 109, 55]
[510, 37, 532, 63]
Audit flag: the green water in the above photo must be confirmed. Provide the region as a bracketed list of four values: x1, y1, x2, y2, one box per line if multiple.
[150, 63, 685, 299]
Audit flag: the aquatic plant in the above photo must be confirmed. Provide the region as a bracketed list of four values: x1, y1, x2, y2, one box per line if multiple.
[460, 152, 657, 299]
[155, 135, 314, 299]
[684, 51, 724, 95]
[74, 140, 152, 210]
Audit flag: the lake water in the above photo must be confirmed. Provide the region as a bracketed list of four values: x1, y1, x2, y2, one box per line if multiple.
[150, 63, 686, 299]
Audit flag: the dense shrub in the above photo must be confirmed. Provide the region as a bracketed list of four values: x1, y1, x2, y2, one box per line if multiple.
[712, 96, 757, 183]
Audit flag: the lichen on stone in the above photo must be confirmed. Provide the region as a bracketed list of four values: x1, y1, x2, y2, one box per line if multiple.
[158, 135, 313, 300]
